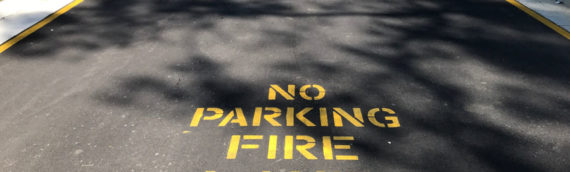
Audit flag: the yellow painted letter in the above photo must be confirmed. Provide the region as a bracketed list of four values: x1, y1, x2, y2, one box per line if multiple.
[219, 108, 248, 127]
[332, 108, 364, 127]
[190, 108, 224, 127]
[296, 135, 317, 160]
[299, 84, 326, 100]
[268, 84, 295, 100]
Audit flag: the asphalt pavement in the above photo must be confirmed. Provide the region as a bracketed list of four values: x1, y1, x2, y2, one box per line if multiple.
[0, 0, 569, 171]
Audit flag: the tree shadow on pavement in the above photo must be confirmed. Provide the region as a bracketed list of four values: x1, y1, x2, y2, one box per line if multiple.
[3, 0, 569, 171]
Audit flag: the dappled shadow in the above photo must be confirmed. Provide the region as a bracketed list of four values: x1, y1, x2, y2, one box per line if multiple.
[1, 0, 569, 171]
[92, 0, 569, 171]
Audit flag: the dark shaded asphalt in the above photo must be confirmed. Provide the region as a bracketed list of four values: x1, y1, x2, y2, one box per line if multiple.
[1, 0, 569, 171]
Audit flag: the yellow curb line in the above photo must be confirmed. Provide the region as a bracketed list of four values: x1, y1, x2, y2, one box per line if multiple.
[0, 0, 84, 54]
[506, 0, 570, 40]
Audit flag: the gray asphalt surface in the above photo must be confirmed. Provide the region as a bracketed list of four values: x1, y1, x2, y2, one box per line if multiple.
[1, 0, 569, 171]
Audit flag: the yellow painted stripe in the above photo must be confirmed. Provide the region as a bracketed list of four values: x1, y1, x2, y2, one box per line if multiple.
[243, 135, 263, 140]
[333, 136, 354, 141]
[506, 0, 570, 40]
[334, 145, 351, 149]
[335, 155, 359, 160]
[241, 144, 259, 149]
[0, 0, 84, 54]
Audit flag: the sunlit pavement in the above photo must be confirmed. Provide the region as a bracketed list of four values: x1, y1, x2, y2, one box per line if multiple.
[0, 0, 569, 171]
[516, 0, 570, 32]
[0, 0, 76, 46]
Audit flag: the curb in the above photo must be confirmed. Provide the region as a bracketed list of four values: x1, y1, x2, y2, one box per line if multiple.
[506, 0, 570, 40]
[0, 0, 83, 54]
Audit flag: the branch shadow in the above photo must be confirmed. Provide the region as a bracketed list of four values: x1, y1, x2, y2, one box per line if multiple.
[5, 0, 566, 171]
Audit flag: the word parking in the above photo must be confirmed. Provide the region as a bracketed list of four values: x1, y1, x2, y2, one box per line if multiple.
[187, 84, 401, 161]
